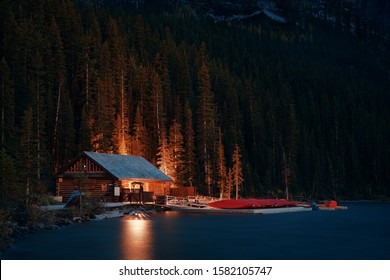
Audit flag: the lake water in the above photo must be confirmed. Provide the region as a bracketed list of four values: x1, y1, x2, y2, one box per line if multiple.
[2, 202, 390, 260]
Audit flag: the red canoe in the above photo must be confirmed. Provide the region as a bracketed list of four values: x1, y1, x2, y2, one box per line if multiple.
[208, 199, 299, 209]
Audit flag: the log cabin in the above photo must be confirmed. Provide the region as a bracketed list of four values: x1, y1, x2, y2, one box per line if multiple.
[56, 151, 172, 203]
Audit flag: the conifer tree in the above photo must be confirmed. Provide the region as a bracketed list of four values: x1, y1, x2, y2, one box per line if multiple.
[0, 148, 20, 208]
[174, 47, 192, 103]
[93, 43, 115, 152]
[29, 51, 49, 194]
[112, 66, 130, 155]
[154, 44, 172, 122]
[129, 105, 148, 158]
[46, 18, 67, 172]
[80, 10, 101, 115]
[216, 128, 227, 198]
[226, 167, 234, 200]
[79, 106, 92, 152]
[157, 130, 173, 179]
[196, 44, 217, 195]
[57, 0, 83, 87]
[232, 144, 244, 200]
[133, 65, 150, 125]
[56, 89, 75, 171]
[18, 108, 36, 198]
[134, 15, 146, 64]
[183, 103, 196, 187]
[169, 119, 186, 186]
[150, 68, 165, 160]
[106, 18, 130, 155]
[0, 58, 14, 150]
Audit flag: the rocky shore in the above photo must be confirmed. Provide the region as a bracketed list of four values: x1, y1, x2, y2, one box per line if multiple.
[1, 203, 171, 252]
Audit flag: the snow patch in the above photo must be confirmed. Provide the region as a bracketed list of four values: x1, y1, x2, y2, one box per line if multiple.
[257, 1, 287, 23]
[209, 10, 262, 22]
[263, 9, 287, 23]
[94, 210, 124, 220]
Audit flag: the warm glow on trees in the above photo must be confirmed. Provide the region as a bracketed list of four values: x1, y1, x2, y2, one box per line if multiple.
[114, 113, 130, 155]
[1, 0, 386, 208]
[226, 168, 234, 199]
[196, 43, 217, 195]
[169, 120, 186, 186]
[232, 144, 244, 200]
[183, 103, 196, 187]
[157, 120, 186, 186]
[92, 42, 115, 153]
[113, 69, 130, 155]
[157, 133, 172, 179]
[217, 128, 227, 198]
[129, 105, 148, 157]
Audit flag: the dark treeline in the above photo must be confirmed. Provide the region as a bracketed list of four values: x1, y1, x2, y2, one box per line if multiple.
[0, 0, 389, 214]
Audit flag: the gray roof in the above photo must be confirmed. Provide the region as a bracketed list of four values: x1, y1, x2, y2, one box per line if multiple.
[84, 151, 172, 181]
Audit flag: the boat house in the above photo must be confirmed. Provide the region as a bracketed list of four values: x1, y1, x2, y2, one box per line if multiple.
[56, 151, 172, 203]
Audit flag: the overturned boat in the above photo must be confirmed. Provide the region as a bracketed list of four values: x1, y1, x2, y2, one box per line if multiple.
[208, 199, 299, 209]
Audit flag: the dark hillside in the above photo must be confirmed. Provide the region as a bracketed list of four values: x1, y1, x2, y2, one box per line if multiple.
[0, 0, 389, 214]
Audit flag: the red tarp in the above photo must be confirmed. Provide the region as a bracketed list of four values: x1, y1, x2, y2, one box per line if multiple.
[208, 199, 299, 209]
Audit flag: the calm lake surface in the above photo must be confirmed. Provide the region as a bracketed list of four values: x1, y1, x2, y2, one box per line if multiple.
[2, 202, 390, 260]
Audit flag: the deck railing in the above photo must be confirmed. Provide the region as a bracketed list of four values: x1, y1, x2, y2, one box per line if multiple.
[165, 195, 220, 207]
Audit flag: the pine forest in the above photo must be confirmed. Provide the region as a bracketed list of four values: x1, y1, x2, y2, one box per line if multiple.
[0, 0, 389, 217]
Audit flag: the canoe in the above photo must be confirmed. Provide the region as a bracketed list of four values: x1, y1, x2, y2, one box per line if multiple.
[208, 199, 299, 209]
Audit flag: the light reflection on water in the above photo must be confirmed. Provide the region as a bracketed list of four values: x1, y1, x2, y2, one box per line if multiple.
[119, 211, 182, 259]
[3, 203, 390, 260]
[120, 212, 153, 259]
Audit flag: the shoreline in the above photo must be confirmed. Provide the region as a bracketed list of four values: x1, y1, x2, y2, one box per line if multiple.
[1, 200, 384, 254]
[0, 203, 171, 254]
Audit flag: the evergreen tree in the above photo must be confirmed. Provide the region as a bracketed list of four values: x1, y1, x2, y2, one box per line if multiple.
[149, 68, 165, 161]
[232, 144, 244, 200]
[196, 45, 217, 195]
[93, 43, 115, 152]
[134, 15, 146, 64]
[133, 65, 150, 126]
[168, 119, 186, 186]
[129, 105, 148, 157]
[154, 43, 172, 122]
[183, 103, 196, 187]
[56, 88, 75, 171]
[157, 130, 173, 179]
[80, 9, 101, 115]
[0, 58, 14, 150]
[0, 148, 20, 208]
[281, 103, 298, 200]
[226, 167, 234, 200]
[174, 46, 192, 104]
[29, 51, 49, 194]
[216, 128, 227, 198]
[46, 18, 67, 172]
[79, 106, 92, 152]
[18, 108, 36, 198]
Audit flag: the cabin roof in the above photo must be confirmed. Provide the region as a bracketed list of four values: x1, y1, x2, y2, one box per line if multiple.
[82, 151, 172, 181]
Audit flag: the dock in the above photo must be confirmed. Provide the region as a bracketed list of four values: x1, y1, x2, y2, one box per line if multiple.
[169, 205, 313, 214]
[318, 206, 348, 211]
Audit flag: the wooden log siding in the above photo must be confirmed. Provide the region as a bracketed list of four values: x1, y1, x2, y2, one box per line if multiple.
[58, 179, 168, 202]
[56, 152, 173, 202]
[57, 177, 116, 202]
[67, 158, 104, 173]
[148, 182, 166, 196]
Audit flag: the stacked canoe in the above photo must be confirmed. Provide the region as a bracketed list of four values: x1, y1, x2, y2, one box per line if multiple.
[208, 199, 299, 209]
